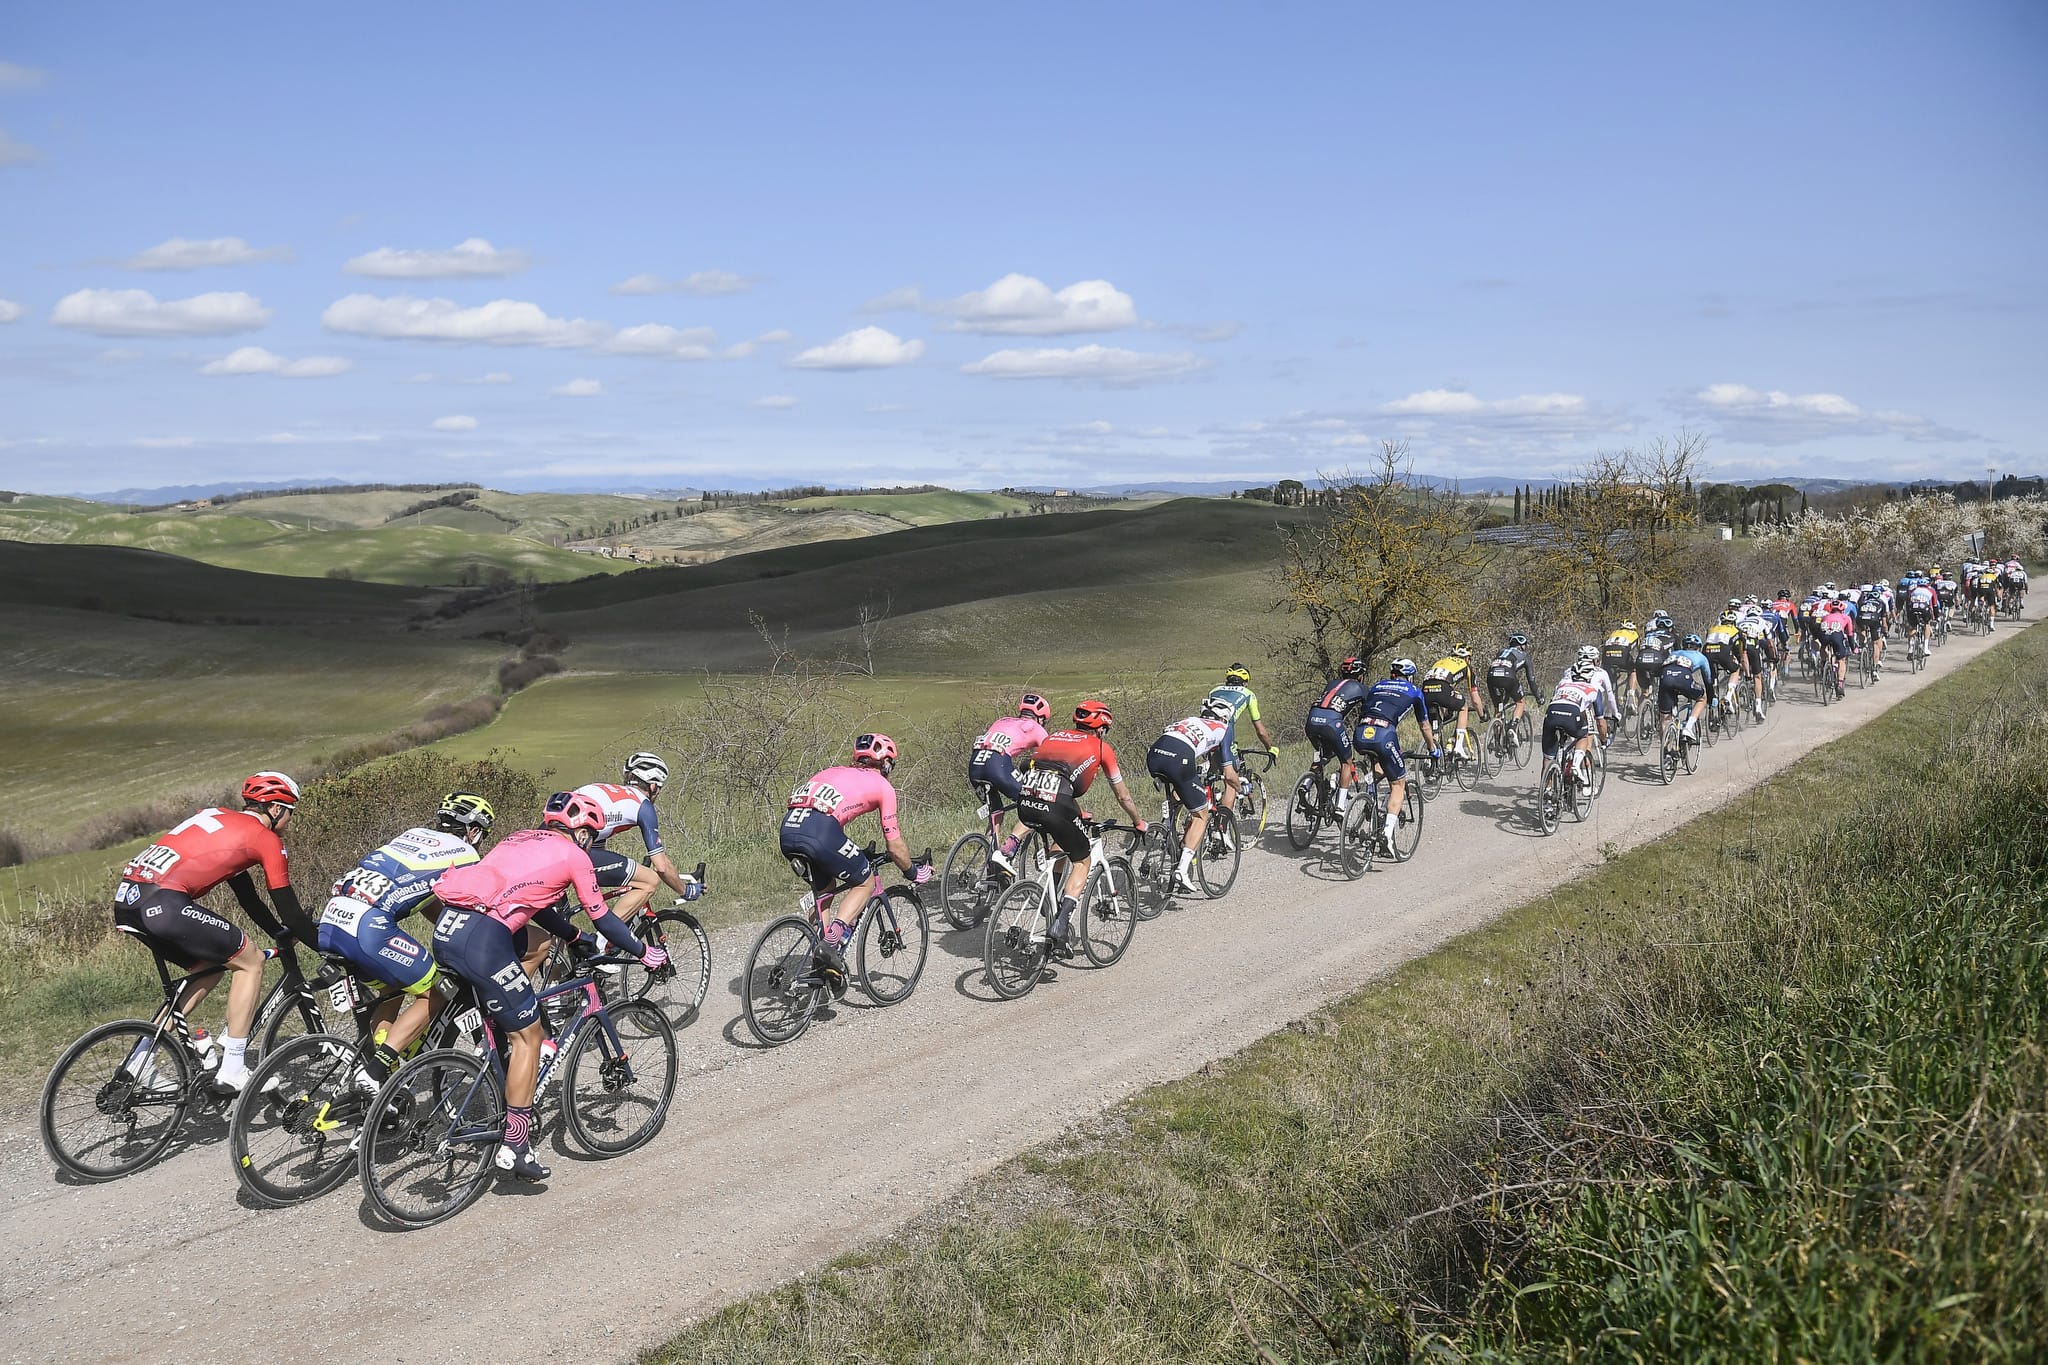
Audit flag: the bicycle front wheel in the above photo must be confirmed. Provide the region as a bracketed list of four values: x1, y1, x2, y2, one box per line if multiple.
[1285, 774, 1322, 850]
[857, 888, 930, 1005]
[615, 907, 712, 1029]
[1390, 791, 1425, 861]
[40, 1021, 193, 1181]
[1132, 829, 1174, 920]
[742, 915, 824, 1047]
[563, 1000, 676, 1156]
[230, 1033, 364, 1206]
[254, 977, 323, 1061]
[983, 881, 1052, 1000]
[1194, 809, 1242, 897]
[940, 832, 996, 930]
[1080, 857, 1138, 967]
[358, 1047, 501, 1227]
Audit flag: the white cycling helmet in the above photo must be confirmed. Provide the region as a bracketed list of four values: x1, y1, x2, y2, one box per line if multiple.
[1569, 661, 1595, 682]
[1199, 696, 1234, 722]
[1576, 643, 1600, 665]
[623, 751, 669, 787]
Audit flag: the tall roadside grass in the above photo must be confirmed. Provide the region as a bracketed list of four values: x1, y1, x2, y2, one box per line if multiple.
[0, 751, 539, 1091]
[650, 625, 2048, 1363]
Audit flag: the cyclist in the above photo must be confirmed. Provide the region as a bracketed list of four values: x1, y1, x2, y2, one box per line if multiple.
[782, 734, 932, 989]
[112, 772, 315, 1095]
[1658, 634, 1713, 745]
[1420, 645, 1488, 761]
[1703, 610, 1747, 723]
[1933, 566, 1958, 620]
[431, 791, 669, 1183]
[1856, 583, 1889, 672]
[1146, 697, 1236, 895]
[1486, 632, 1540, 730]
[1973, 561, 2002, 629]
[1818, 593, 1856, 699]
[1633, 612, 1676, 705]
[1903, 575, 1939, 658]
[571, 752, 703, 920]
[1014, 700, 1147, 955]
[1353, 659, 1441, 856]
[1735, 606, 1772, 719]
[1599, 621, 1641, 710]
[2003, 557, 2028, 613]
[1304, 655, 1371, 819]
[1543, 661, 1604, 789]
[1569, 642, 1621, 746]
[315, 792, 494, 1087]
[1205, 664, 1276, 811]
[973, 693, 1052, 876]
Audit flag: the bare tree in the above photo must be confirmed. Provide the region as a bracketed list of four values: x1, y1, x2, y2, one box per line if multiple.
[1519, 433, 1707, 621]
[848, 590, 892, 677]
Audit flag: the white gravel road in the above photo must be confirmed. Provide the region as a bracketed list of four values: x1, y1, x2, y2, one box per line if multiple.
[0, 620, 2023, 1363]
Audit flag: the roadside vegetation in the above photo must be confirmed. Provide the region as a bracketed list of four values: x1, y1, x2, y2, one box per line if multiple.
[647, 620, 2046, 1363]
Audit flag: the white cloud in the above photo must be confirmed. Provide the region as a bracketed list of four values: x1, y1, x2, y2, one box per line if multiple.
[344, 237, 530, 279]
[200, 346, 353, 378]
[1677, 381, 1973, 445]
[865, 402, 912, 414]
[789, 326, 925, 370]
[431, 415, 478, 431]
[133, 436, 197, 448]
[611, 269, 755, 297]
[931, 274, 1139, 335]
[723, 327, 794, 359]
[0, 130, 40, 166]
[752, 394, 798, 409]
[599, 322, 715, 360]
[323, 293, 608, 347]
[123, 236, 293, 270]
[1381, 389, 1588, 417]
[552, 378, 603, 397]
[757, 328, 793, 344]
[51, 288, 271, 337]
[475, 371, 513, 384]
[0, 61, 47, 91]
[0, 299, 21, 323]
[961, 344, 1209, 386]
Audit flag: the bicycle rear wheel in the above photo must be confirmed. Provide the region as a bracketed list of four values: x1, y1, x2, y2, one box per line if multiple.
[358, 1048, 500, 1227]
[1568, 760, 1594, 822]
[1132, 829, 1174, 919]
[1285, 774, 1322, 850]
[1451, 738, 1481, 791]
[614, 907, 712, 1029]
[230, 1033, 364, 1206]
[742, 916, 825, 1046]
[982, 881, 1052, 1000]
[1658, 725, 1679, 785]
[1538, 761, 1563, 835]
[940, 831, 997, 930]
[1339, 798, 1375, 879]
[563, 1000, 676, 1155]
[1193, 809, 1242, 897]
[1507, 715, 1533, 770]
[1390, 790, 1424, 861]
[1080, 858, 1138, 967]
[857, 888, 930, 1005]
[40, 1021, 193, 1181]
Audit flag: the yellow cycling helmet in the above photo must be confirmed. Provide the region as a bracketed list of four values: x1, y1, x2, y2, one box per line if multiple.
[1224, 663, 1251, 686]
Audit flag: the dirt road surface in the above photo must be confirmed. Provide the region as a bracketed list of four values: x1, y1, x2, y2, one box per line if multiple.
[0, 622, 2020, 1362]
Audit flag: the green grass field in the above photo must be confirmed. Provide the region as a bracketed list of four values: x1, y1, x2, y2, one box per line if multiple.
[781, 489, 1035, 525]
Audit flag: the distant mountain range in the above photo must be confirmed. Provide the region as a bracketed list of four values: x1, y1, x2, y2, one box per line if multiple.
[67, 477, 710, 505]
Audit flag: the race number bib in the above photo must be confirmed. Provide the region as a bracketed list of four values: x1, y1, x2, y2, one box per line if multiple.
[125, 844, 181, 882]
[1020, 766, 1066, 800]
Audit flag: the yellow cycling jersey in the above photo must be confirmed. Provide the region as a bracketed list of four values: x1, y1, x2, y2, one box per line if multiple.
[1423, 657, 1472, 685]
[1704, 623, 1742, 648]
[1605, 627, 1640, 648]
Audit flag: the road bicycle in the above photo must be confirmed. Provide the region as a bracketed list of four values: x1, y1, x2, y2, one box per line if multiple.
[1535, 743, 1603, 835]
[1484, 707, 1534, 772]
[1136, 769, 1242, 914]
[40, 936, 318, 1181]
[1857, 632, 1879, 687]
[1231, 746, 1277, 832]
[741, 848, 931, 1046]
[1335, 754, 1428, 876]
[356, 946, 677, 1226]
[1625, 688, 1660, 756]
[1655, 706, 1700, 784]
[938, 794, 1039, 931]
[1431, 716, 1487, 792]
[228, 957, 489, 1206]
[1285, 759, 1348, 852]
[982, 821, 1138, 1000]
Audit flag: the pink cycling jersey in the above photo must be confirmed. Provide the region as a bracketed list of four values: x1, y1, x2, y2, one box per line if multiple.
[787, 765, 901, 841]
[1820, 607, 1855, 635]
[974, 716, 1047, 756]
[432, 828, 603, 933]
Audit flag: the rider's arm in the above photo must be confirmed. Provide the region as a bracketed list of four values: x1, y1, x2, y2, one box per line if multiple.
[561, 845, 647, 955]
[883, 832, 914, 873]
[875, 783, 914, 873]
[1108, 770, 1144, 826]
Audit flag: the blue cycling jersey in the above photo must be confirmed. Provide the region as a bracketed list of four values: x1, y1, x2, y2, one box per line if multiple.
[331, 826, 479, 921]
[1359, 678, 1429, 727]
[1309, 676, 1368, 715]
[1667, 648, 1712, 685]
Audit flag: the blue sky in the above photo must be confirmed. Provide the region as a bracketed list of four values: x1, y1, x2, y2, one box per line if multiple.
[1, 1, 2042, 494]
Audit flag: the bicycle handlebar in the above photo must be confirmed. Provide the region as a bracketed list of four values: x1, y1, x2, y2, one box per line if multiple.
[1234, 747, 1278, 773]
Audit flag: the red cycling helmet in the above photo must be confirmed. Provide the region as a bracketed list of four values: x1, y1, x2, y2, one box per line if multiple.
[241, 771, 301, 808]
[541, 790, 604, 835]
[1072, 699, 1113, 731]
[1017, 693, 1051, 722]
[852, 733, 898, 776]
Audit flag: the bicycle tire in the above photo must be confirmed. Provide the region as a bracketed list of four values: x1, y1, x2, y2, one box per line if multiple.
[1508, 714, 1533, 770]
[1080, 857, 1138, 967]
[939, 831, 997, 930]
[1590, 744, 1609, 801]
[615, 907, 713, 1028]
[1451, 740, 1481, 792]
[1538, 761, 1563, 835]
[1390, 790, 1424, 862]
[741, 915, 824, 1047]
[1131, 828, 1174, 920]
[229, 1033, 364, 1206]
[1569, 759, 1594, 822]
[1339, 797, 1375, 879]
[1285, 774, 1322, 850]
[358, 1047, 500, 1227]
[982, 880, 1052, 1000]
[254, 975, 323, 1060]
[40, 1020, 193, 1181]
[562, 1000, 676, 1156]
[857, 887, 929, 1005]
[1659, 725, 1679, 785]
[1193, 809, 1242, 897]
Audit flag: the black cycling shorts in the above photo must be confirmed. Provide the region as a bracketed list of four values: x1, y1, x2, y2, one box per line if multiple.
[586, 846, 642, 889]
[113, 883, 248, 969]
[1541, 702, 1589, 758]
[1486, 667, 1525, 707]
[1146, 737, 1211, 815]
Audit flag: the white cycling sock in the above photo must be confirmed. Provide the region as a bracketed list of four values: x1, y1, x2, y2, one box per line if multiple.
[1177, 848, 1194, 876]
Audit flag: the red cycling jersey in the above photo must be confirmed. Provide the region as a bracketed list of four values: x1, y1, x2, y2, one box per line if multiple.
[1029, 730, 1124, 796]
[122, 808, 290, 895]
